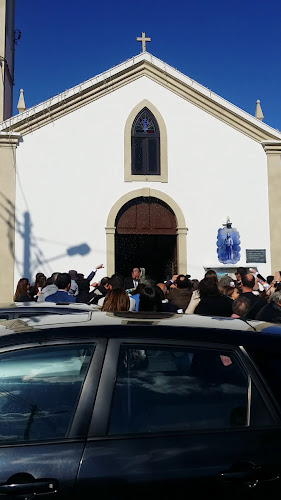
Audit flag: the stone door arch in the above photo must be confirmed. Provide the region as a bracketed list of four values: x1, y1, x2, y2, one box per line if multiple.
[106, 188, 187, 277]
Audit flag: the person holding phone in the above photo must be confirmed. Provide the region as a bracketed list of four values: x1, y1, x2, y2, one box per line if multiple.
[235, 267, 247, 288]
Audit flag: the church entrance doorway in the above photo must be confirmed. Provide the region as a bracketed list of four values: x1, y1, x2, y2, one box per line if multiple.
[115, 197, 177, 283]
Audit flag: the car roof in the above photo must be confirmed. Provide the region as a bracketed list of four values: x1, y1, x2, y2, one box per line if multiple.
[0, 310, 280, 350]
[0, 310, 254, 331]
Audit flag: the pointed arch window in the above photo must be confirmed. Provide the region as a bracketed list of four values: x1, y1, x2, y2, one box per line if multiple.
[131, 108, 160, 175]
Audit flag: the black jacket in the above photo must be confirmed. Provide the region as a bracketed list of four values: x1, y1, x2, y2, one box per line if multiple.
[241, 292, 267, 320]
[75, 291, 91, 304]
[124, 277, 139, 290]
[89, 285, 108, 305]
[161, 300, 180, 313]
[255, 302, 281, 323]
[15, 293, 33, 302]
[194, 295, 232, 317]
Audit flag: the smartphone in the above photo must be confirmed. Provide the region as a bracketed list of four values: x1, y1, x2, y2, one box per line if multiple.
[257, 273, 266, 282]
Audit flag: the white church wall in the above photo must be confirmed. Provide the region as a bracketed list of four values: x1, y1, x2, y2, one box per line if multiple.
[15, 75, 270, 286]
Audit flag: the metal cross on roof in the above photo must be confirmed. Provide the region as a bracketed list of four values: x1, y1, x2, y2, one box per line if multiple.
[136, 32, 151, 53]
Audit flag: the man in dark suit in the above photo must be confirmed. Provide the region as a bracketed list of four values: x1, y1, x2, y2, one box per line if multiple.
[124, 267, 140, 290]
[241, 273, 267, 319]
[45, 273, 76, 303]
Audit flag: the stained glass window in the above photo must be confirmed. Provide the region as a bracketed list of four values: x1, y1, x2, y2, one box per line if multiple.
[133, 110, 157, 134]
[131, 108, 160, 175]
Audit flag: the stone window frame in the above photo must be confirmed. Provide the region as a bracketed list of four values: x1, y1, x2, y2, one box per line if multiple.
[124, 99, 168, 182]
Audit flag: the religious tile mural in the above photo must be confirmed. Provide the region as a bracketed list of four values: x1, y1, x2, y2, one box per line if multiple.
[217, 218, 241, 264]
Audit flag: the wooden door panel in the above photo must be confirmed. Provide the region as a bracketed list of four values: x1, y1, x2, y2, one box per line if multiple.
[117, 201, 177, 235]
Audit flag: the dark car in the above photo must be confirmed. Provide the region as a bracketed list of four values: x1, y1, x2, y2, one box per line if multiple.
[0, 312, 280, 499]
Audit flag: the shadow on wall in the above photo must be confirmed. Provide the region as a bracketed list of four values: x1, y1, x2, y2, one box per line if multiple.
[0, 191, 19, 274]
[0, 192, 91, 281]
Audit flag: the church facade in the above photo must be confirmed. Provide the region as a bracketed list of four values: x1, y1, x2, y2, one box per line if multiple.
[0, 51, 281, 301]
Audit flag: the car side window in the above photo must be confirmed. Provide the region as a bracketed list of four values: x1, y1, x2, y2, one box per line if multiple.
[0, 344, 95, 443]
[109, 344, 253, 435]
[247, 348, 281, 408]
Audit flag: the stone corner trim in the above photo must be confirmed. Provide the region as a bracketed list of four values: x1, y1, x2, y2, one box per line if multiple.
[0, 131, 22, 147]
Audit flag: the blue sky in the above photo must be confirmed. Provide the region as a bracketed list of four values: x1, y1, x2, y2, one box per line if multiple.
[13, 0, 281, 130]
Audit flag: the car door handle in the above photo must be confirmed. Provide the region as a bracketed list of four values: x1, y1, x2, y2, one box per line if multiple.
[0, 479, 58, 495]
[219, 464, 259, 489]
[220, 470, 257, 481]
[219, 462, 280, 486]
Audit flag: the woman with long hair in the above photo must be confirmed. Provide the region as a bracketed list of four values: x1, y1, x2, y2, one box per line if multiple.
[29, 273, 46, 300]
[14, 278, 32, 302]
[101, 288, 130, 312]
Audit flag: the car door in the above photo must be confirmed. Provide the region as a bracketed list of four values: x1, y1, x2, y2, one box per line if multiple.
[0, 336, 106, 499]
[77, 335, 281, 499]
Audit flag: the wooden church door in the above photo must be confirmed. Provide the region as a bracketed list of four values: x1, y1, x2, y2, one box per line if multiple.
[115, 197, 177, 282]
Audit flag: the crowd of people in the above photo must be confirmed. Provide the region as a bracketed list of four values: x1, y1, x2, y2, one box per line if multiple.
[13, 265, 281, 324]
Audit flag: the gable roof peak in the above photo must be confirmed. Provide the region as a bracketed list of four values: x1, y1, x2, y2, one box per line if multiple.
[1, 52, 281, 142]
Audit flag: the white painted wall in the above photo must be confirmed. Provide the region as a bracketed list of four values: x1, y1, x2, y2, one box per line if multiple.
[15, 75, 269, 286]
